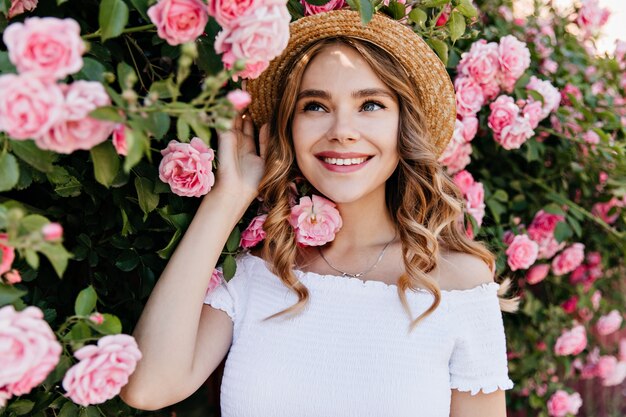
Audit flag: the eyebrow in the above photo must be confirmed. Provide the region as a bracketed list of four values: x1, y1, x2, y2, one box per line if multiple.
[296, 88, 395, 101]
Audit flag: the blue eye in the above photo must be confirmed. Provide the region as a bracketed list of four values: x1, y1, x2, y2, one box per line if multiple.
[303, 101, 325, 112]
[362, 101, 385, 111]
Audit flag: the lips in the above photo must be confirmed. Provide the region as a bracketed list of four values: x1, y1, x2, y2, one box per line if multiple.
[314, 151, 373, 159]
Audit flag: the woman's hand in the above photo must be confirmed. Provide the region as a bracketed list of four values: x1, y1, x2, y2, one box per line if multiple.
[211, 112, 269, 206]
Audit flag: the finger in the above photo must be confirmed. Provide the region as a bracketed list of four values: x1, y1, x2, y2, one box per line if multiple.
[239, 113, 256, 154]
[232, 110, 242, 133]
[259, 123, 269, 160]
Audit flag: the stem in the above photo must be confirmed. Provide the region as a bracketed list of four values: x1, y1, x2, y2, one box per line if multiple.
[82, 24, 155, 40]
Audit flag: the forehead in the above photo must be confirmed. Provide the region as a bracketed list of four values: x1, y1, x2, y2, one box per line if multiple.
[299, 43, 389, 91]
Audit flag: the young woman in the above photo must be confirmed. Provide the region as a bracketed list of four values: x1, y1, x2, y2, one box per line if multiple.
[121, 9, 516, 417]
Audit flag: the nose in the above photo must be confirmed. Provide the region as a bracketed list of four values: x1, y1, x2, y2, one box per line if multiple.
[325, 108, 360, 143]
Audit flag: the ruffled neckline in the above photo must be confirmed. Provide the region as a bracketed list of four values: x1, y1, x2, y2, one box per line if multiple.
[242, 252, 500, 296]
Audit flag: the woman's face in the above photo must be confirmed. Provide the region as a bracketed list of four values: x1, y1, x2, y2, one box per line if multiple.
[291, 43, 400, 205]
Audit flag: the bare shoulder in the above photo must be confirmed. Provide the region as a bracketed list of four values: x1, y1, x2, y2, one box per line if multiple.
[434, 250, 495, 292]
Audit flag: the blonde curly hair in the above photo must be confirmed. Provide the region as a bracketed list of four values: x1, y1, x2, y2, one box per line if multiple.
[256, 36, 518, 332]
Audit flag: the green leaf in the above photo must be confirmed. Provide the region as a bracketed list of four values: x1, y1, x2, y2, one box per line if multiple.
[0, 152, 19, 192]
[129, 0, 150, 20]
[123, 129, 148, 173]
[10, 140, 56, 173]
[115, 251, 140, 271]
[89, 106, 125, 123]
[567, 215, 582, 238]
[0, 283, 27, 307]
[226, 227, 241, 252]
[542, 203, 566, 216]
[91, 141, 121, 188]
[223, 255, 237, 280]
[75, 286, 98, 316]
[358, 0, 373, 24]
[408, 8, 427, 27]
[448, 11, 465, 43]
[24, 248, 40, 270]
[157, 229, 182, 259]
[74, 58, 107, 83]
[553, 221, 573, 243]
[0, 0, 9, 15]
[47, 166, 83, 197]
[422, 0, 449, 7]
[0, 50, 16, 73]
[7, 399, 34, 415]
[147, 112, 171, 140]
[286, 0, 304, 18]
[21, 214, 49, 232]
[65, 321, 91, 341]
[492, 189, 509, 202]
[79, 406, 100, 417]
[385, 1, 406, 19]
[456, 0, 477, 18]
[177, 118, 190, 141]
[135, 177, 159, 217]
[426, 39, 448, 66]
[58, 401, 79, 417]
[39, 243, 72, 277]
[88, 313, 122, 335]
[99, 0, 130, 42]
[485, 198, 506, 224]
[117, 62, 137, 89]
[149, 79, 175, 100]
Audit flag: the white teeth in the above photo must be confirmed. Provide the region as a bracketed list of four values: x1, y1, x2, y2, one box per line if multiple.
[322, 157, 367, 166]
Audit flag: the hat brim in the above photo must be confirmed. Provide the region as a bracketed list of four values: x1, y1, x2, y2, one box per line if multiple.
[246, 9, 456, 158]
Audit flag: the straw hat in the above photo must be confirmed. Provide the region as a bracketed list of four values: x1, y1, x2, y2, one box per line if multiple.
[246, 9, 457, 157]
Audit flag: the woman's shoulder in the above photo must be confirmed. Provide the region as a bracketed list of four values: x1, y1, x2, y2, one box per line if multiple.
[435, 250, 495, 292]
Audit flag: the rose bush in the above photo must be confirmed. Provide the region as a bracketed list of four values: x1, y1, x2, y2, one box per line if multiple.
[0, 0, 624, 416]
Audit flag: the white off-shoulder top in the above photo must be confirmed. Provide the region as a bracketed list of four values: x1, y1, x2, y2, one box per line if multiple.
[203, 252, 514, 417]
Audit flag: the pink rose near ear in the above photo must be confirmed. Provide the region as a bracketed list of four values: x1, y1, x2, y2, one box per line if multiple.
[526, 263, 550, 285]
[438, 120, 472, 175]
[8, 0, 38, 18]
[547, 390, 582, 417]
[36, 81, 115, 153]
[505, 234, 539, 271]
[0, 305, 62, 401]
[595, 310, 623, 336]
[206, 268, 223, 294]
[551, 243, 585, 276]
[214, 0, 290, 80]
[3, 17, 85, 81]
[62, 334, 142, 406]
[240, 214, 267, 249]
[289, 195, 343, 246]
[0, 233, 16, 275]
[554, 325, 587, 356]
[301, 0, 345, 16]
[226, 89, 252, 111]
[209, 0, 259, 27]
[42, 222, 63, 241]
[158, 137, 215, 197]
[0, 74, 64, 141]
[148, 0, 209, 46]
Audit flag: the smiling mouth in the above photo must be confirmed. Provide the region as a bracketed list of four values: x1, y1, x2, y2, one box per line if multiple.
[317, 156, 373, 166]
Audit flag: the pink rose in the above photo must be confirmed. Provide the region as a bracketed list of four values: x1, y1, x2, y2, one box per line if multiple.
[591, 197, 621, 224]
[488, 95, 519, 134]
[582, 129, 600, 145]
[551, 243, 585, 276]
[465, 182, 485, 227]
[36, 81, 115, 153]
[452, 169, 475, 195]
[208, 0, 259, 27]
[454, 77, 484, 117]
[522, 100, 543, 129]
[214, 1, 290, 80]
[112, 124, 128, 156]
[0, 234, 16, 275]
[158, 137, 215, 197]
[457, 40, 500, 86]
[505, 234, 539, 271]
[240, 214, 267, 248]
[495, 116, 534, 150]
[42, 222, 63, 241]
[0, 306, 62, 399]
[301, 0, 345, 16]
[459, 116, 478, 142]
[206, 268, 223, 294]
[528, 209, 566, 258]
[3, 269, 22, 285]
[526, 263, 550, 285]
[554, 325, 587, 356]
[62, 334, 142, 406]
[497, 35, 530, 90]
[561, 295, 578, 314]
[438, 121, 472, 174]
[289, 195, 343, 246]
[595, 355, 617, 379]
[561, 83, 583, 106]
[8, 0, 38, 18]
[526, 76, 561, 119]
[0, 74, 64, 141]
[596, 310, 623, 335]
[591, 290, 602, 310]
[547, 390, 583, 417]
[576, 0, 610, 39]
[602, 361, 626, 387]
[480, 80, 501, 102]
[226, 89, 252, 111]
[3, 17, 85, 80]
[619, 338, 626, 362]
[148, 0, 209, 46]
[89, 313, 104, 325]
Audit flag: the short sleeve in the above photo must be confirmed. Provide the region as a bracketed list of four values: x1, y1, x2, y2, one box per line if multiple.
[447, 283, 515, 395]
[203, 255, 249, 324]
